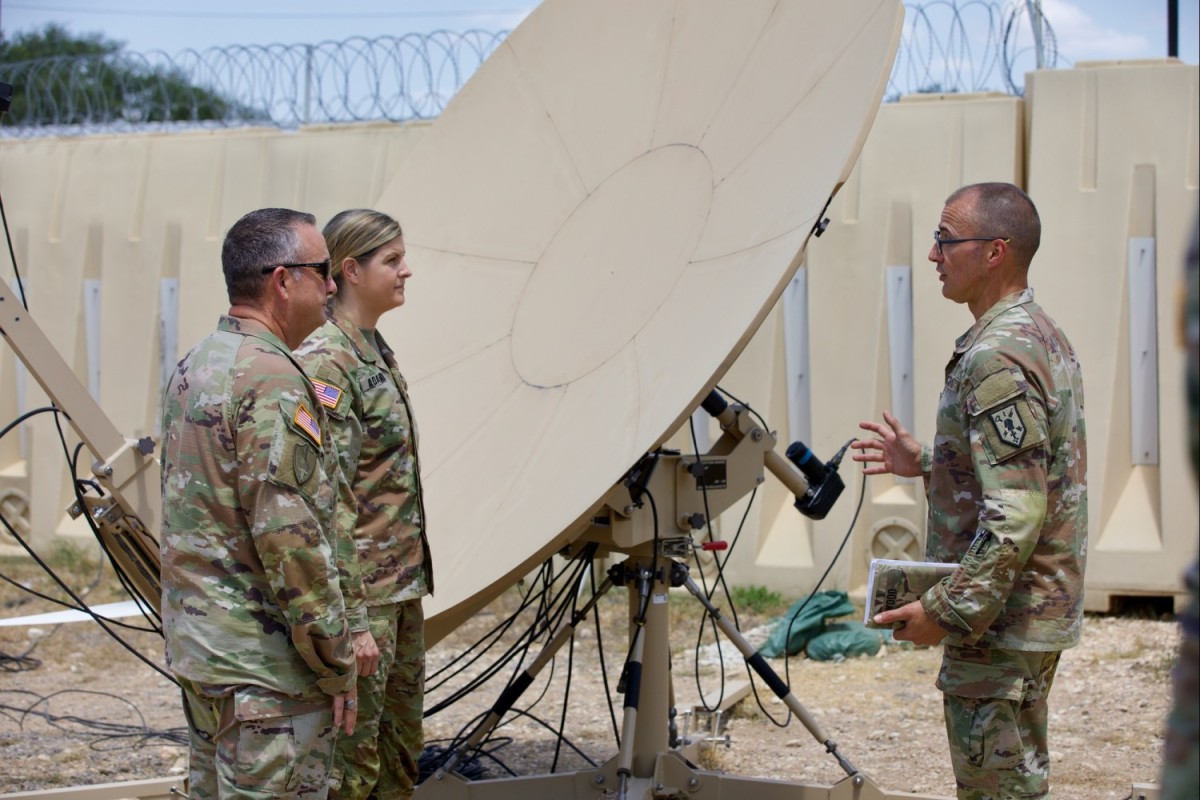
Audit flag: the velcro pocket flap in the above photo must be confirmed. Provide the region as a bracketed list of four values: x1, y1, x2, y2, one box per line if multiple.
[966, 368, 1045, 462]
[965, 367, 1020, 415]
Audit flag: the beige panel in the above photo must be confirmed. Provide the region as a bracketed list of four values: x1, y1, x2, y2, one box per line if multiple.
[711, 63, 1199, 611]
[1025, 60, 1199, 609]
[0, 122, 429, 548]
[703, 93, 1024, 598]
[3, 61, 1194, 623]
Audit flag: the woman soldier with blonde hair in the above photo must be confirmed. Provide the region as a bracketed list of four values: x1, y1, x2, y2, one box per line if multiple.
[298, 209, 433, 800]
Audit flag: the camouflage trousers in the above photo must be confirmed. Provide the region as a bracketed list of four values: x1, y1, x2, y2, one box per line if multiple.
[1161, 558, 1199, 800]
[937, 644, 1061, 800]
[331, 599, 425, 800]
[178, 678, 337, 799]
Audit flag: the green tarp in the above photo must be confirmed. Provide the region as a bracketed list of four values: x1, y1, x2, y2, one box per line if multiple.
[758, 591, 855, 658]
[806, 621, 885, 661]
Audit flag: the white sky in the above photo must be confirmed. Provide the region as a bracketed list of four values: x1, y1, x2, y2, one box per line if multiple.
[1, 0, 1197, 65]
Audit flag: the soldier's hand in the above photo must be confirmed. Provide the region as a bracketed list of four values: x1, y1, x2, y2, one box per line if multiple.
[852, 410, 924, 478]
[875, 599, 948, 647]
[352, 630, 381, 677]
[333, 690, 358, 736]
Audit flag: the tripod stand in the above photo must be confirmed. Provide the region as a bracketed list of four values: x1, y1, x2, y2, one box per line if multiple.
[417, 396, 949, 799]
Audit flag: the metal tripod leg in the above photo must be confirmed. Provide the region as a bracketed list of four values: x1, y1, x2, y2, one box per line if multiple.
[680, 571, 860, 777]
[431, 576, 616, 780]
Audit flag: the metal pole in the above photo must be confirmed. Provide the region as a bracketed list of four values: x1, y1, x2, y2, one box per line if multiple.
[1168, 0, 1179, 58]
[1024, 0, 1046, 69]
[303, 44, 314, 124]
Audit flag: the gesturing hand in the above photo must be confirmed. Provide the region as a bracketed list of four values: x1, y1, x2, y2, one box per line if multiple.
[851, 410, 924, 478]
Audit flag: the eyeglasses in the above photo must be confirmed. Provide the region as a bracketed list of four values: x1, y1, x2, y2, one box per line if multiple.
[260, 259, 332, 281]
[933, 231, 1010, 255]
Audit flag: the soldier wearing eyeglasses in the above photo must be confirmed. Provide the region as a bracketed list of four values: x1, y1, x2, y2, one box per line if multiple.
[853, 183, 1087, 800]
[160, 208, 359, 799]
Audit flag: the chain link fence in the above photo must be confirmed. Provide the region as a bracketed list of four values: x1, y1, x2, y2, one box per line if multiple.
[0, 2, 1055, 137]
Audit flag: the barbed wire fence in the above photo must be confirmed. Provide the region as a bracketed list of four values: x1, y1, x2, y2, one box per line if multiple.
[0, 1, 1056, 138]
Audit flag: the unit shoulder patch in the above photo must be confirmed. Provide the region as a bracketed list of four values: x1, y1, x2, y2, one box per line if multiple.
[989, 403, 1026, 448]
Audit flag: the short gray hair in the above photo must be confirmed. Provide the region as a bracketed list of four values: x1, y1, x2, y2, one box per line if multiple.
[947, 183, 1041, 268]
[222, 208, 317, 304]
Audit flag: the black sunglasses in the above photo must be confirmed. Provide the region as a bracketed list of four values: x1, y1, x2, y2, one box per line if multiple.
[260, 260, 332, 281]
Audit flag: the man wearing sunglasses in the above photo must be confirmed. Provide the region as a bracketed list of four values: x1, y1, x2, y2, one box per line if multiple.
[853, 183, 1087, 800]
[160, 208, 359, 799]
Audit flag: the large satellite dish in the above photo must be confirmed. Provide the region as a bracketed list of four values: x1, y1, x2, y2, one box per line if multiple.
[376, 0, 904, 643]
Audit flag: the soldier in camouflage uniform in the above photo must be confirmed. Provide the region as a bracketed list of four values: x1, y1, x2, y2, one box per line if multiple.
[853, 183, 1086, 799]
[1161, 215, 1199, 800]
[160, 208, 359, 799]
[296, 209, 434, 800]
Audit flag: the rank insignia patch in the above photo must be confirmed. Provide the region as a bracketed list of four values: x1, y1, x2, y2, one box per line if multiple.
[310, 378, 343, 410]
[989, 403, 1026, 448]
[294, 403, 322, 446]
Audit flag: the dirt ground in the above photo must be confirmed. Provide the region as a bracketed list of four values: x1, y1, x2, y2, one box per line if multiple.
[0, 552, 1181, 798]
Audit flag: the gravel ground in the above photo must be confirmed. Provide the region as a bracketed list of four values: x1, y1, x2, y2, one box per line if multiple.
[0, 557, 1181, 798]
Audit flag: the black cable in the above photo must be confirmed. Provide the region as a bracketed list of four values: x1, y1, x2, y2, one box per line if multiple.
[548, 586, 577, 772]
[426, 552, 586, 693]
[0, 509, 174, 683]
[0, 187, 29, 309]
[616, 487, 659, 676]
[0, 417, 173, 682]
[683, 391, 872, 729]
[53, 411, 163, 630]
[588, 557, 620, 747]
[498, 706, 597, 767]
[778, 448, 868, 694]
[1, 689, 187, 749]
[0, 645, 41, 673]
[687, 414, 730, 712]
[427, 551, 603, 774]
[427, 551, 591, 722]
[0, 406, 60, 440]
[691, 391, 789, 723]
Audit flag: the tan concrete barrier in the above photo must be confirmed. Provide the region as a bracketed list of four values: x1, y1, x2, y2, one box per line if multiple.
[1025, 59, 1199, 610]
[0, 122, 429, 549]
[1, 62, 1196, 611]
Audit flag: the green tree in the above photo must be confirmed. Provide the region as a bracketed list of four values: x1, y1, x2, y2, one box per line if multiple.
[0, 23, 263, 127]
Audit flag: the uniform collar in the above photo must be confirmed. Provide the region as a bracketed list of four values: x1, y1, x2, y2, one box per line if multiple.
[326, 307, 382, 366]
[218, 314, 292, 356]
[954, 287, 1035, 354]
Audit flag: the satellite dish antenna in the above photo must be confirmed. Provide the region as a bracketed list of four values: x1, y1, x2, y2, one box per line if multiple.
[376, 0, 904, 645]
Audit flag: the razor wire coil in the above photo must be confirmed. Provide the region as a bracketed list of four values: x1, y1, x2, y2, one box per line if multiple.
[0, 2, 1056, 138]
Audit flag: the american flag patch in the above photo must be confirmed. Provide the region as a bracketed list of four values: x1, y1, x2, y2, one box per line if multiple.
[294, 403, 322, 445]
[310, 378, 343, 410]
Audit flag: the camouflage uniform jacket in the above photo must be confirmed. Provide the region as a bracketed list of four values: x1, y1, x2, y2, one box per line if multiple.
[160, 315, 356, 702]
[296, 311, 433, 609]
[919, 288, 1087, 651]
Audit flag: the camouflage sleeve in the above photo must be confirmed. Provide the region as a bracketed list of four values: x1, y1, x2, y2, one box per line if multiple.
[321, 362, 367, 633]
[310, 361, 368, 633]
[920, 444, 933, 494]
[923, 359, 1049, 644]
[236, 361, 355, 696]
[329, 436, 368, 632]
